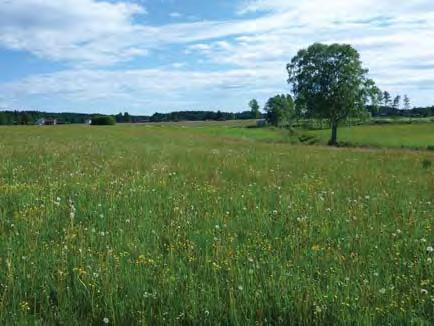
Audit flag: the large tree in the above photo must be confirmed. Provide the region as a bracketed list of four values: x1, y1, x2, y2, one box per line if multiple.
[393, 95, 401, 110]
[403, 95, 411, 110]
[287, 43, 378, 145]
[383, 91, 391, 107]
[264, 94, 294, 127]
[249, 99, 261, 119]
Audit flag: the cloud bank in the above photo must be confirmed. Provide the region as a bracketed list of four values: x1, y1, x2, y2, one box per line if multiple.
[0, 0, 433, 113]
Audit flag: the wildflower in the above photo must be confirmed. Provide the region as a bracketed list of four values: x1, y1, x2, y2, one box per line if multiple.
[103, 317, 109, 324]
[20, 301, 30, 312]
[426, 246, 434, 254]
[421, 289, 429, 295]
[311, 244, 320, 251]
[379, 288, 386, 294]
[238, 285, 243, 291]
[215, 225, 220, 230]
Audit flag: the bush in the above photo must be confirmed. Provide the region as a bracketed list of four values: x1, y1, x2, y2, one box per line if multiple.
[91, 115, 116, 126]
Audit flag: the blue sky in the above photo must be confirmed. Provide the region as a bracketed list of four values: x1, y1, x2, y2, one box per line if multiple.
[1, 0, 434, 114]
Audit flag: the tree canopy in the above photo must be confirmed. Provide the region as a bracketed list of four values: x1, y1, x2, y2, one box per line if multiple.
[287, 43, 379, 145]
[249, 99, 261, 119]
[264, 94, 294, 127]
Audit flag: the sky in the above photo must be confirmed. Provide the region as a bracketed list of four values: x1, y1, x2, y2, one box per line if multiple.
[0, 0, 434, 115]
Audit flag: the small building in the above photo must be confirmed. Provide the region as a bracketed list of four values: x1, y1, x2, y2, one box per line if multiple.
[256, 119, 267, 128]
[35, 118, 57, 126]
[84, 119, 92, 125]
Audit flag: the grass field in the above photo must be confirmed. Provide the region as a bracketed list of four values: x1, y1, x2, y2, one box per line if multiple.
[307, 123, 434, 149]
[0, 125, 433, 324]
[185, 121, 434, 150]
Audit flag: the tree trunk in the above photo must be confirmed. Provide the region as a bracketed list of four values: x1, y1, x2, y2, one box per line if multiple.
[329, 121, 338, 146]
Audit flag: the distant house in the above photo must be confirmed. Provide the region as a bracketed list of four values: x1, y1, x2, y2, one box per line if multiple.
[84, 119, 92, 125]
[35, 118, 57, 126]
[256, 119, 266, 128]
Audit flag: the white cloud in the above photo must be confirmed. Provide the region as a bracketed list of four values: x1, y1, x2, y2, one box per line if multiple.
[169, 12, 182, 18]
[1, 66, 282, 112]
[1, 0, 434, 109]
[0, 0, 147, 65]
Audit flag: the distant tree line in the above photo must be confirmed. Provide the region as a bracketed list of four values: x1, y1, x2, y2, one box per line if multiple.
[148, 110, 259, 122]
[0, 110, 95, 125]
[364, 92, 434, 117]
[0, 110, 150, 125]
[1, 94, 433, 128]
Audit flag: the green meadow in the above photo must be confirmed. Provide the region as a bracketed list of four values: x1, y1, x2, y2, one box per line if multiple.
[0, 124, 433, 325]
[307, 123, 434, 149]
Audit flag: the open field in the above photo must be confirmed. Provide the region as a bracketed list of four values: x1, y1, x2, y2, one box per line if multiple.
[306, 123, 434, 149]
[0, 125, 433, 324]
[184, 121, 434, 150]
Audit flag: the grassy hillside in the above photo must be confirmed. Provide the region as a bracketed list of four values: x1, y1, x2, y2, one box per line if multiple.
[0, 125, 433, 324]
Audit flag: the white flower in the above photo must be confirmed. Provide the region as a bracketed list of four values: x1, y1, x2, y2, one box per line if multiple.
[379, 288, 386, 294]
[421, 289, 428, 295]
[426, 246, 434, 254]
[238, 285, 243, 291]
[103, 317, 109, 324]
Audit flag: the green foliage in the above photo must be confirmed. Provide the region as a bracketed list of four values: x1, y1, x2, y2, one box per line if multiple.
[383, 91, 391, 106]
[404, 95, 411, 110]
[287, 43, 378, 145]
[393, 95, 401, 110]
[149, 110, 254, 122]
[0, 125, 432, 325]
[248, 99, 261, 119]
[264, 94, 294, 127]
[91, 115, 116, 125]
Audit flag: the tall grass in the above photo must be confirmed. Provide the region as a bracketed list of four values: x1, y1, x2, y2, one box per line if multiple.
[307, 123, 434, 149]
[0, 125, 433, 324]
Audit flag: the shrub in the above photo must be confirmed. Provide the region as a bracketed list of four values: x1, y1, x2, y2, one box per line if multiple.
[422, 159, 432, 169]
[91, 115, 116, 126]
